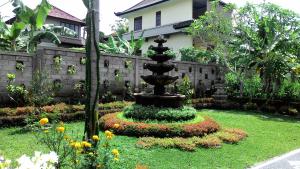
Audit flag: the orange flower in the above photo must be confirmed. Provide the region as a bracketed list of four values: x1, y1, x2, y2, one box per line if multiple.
[113, 123, 120, 129]
[39, 118, 49, 126]
[56, 127, 65, 133]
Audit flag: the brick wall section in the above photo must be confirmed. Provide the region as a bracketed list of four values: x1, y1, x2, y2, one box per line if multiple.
[0, 52, 33, 102]
[0, 46, 223, 102]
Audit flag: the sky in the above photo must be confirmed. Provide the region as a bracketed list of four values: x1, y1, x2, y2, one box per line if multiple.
[0, 0, 299, 35]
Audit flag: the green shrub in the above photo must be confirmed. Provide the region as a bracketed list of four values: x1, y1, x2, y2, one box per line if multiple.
[179, 47, 212, 63]
[123, 104, 197, 122]
[277, 80, 300, 100]
[243, 75, 263, 99]
[6, 73, 28, 106]
[99, 101, 133, 110]
[178, 75, 194, 104]
[99, 112, 219, 137]
[225, 73, 240, 97]
[27, 71, 54, 106]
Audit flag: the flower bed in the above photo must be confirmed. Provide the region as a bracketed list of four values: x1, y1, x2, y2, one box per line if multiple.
[136, 128, 248, 151]
[0, 101, 132, 127]
[99, 112, 220, 137]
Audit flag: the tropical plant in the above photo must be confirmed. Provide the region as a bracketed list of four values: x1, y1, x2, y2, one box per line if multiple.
[0, 0, 77, 53]
[186, 0, 235, 68]
[178, 75, 195, 104]
[233, 3, 300, 96]
[179, 47, 213, 63]
[111, 18, 129, 36]
[99, 31, 144, 56]
[0, 19, 26, 51]
[27, 70, 54, 107]
[6, 73, 28, 106]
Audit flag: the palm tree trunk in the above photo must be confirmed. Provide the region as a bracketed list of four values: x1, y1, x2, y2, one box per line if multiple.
[84, 0, 100, 140]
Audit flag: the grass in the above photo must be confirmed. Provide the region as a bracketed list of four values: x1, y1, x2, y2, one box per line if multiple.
[1, 109, 300, 169]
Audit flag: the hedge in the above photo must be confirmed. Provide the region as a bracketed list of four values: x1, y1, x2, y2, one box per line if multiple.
[99, 112, 220, 137]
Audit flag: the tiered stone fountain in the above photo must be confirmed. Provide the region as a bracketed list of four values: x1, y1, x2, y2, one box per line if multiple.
[134, 36, 185, 108]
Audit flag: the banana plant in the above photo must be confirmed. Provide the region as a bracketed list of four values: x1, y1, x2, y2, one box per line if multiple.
[25, 24, 77, 52]
[0, 20, 25, 51]
[99, 31, 145, 56]
[12, 0, 52, 34]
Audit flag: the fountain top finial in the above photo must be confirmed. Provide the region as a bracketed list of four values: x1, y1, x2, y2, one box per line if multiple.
[154, 35, 167, 44]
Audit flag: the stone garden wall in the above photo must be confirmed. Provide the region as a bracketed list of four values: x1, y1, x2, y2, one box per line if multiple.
[0, 46, 222, 103]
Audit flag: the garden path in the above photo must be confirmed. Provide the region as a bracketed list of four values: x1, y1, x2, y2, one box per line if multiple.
[250, 149, 300, 169]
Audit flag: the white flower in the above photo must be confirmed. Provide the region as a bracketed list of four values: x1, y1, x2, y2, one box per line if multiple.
[16, 152, 58, 169]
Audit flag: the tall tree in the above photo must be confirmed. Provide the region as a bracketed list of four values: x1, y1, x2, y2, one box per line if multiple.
[82, 0, 101, 143]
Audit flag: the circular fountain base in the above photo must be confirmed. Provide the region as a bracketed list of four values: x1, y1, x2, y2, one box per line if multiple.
[134, 93, 186, 108]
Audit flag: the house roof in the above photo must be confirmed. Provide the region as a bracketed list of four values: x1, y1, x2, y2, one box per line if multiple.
[5, 5, 85, 25]
[47, 6, 85, 25]
[122, 20, 193, 40]
[115, 0, 228, 17]
[115, 0, 169, 16]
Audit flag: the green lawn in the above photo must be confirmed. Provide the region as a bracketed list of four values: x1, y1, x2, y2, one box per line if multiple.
[1, 109, 300, 169]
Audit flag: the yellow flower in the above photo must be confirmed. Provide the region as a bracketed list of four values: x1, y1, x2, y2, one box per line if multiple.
[43, 130, 49, 133]
[113, 123, 120, 129]
[39, 118, 49, 125]
[70, 142, 82, 149]
[105, 130, 114, 140]
[112, 149, 119, 156]
[56, 127, 65, 133]
[113, 157, 119, 161]
[81, 141, 92, 148]
[64, 135, 71, 140]
[92, 135, 100, 142]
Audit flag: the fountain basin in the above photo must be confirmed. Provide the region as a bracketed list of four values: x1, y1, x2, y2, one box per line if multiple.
[134, 93, 186, 108]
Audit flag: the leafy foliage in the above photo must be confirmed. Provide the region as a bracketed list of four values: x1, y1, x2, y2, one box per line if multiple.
[277, 80, 300, 100]
[99, 31, 144, 56]
[100, 112, 220, 137]
[0, 0, 77, 53]
[27, 71, 54, 106]
[123, 104, 197, 122]
[179, 47, 213, 63]
[111, 18, 129, 36]
[178, 75, 194, 104]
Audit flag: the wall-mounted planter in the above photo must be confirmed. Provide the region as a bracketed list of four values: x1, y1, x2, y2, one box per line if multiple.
[16, 61, 25, 72]
[80, 57, 86, 65]
[67, 65, 77, 75]
[199, 67, 202, 73]
[189, 67, 192, 73]
[53, 55, 62, 72]
[114, 69, 122, 81]
[212, 69, 215, 75]
[104, 59, 109, 68]
[53, 79, 63, 91]
[124, 59, 133, 71]
[182, 73, 186, 78]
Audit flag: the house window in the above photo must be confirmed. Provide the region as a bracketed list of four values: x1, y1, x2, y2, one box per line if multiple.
[60, 22, 80, 37]
[156, 11, 161, 27]
[134, 16, 142, 31]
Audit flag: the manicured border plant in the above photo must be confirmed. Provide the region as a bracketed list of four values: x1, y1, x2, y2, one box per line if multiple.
[136, 128, 247, 151]
[99, 112, 220, 137]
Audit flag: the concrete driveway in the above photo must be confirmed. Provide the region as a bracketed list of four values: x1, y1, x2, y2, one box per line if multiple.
[250, 149, 300, 169]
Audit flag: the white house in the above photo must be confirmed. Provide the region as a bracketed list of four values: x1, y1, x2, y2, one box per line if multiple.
[115, 0, 227, 58]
